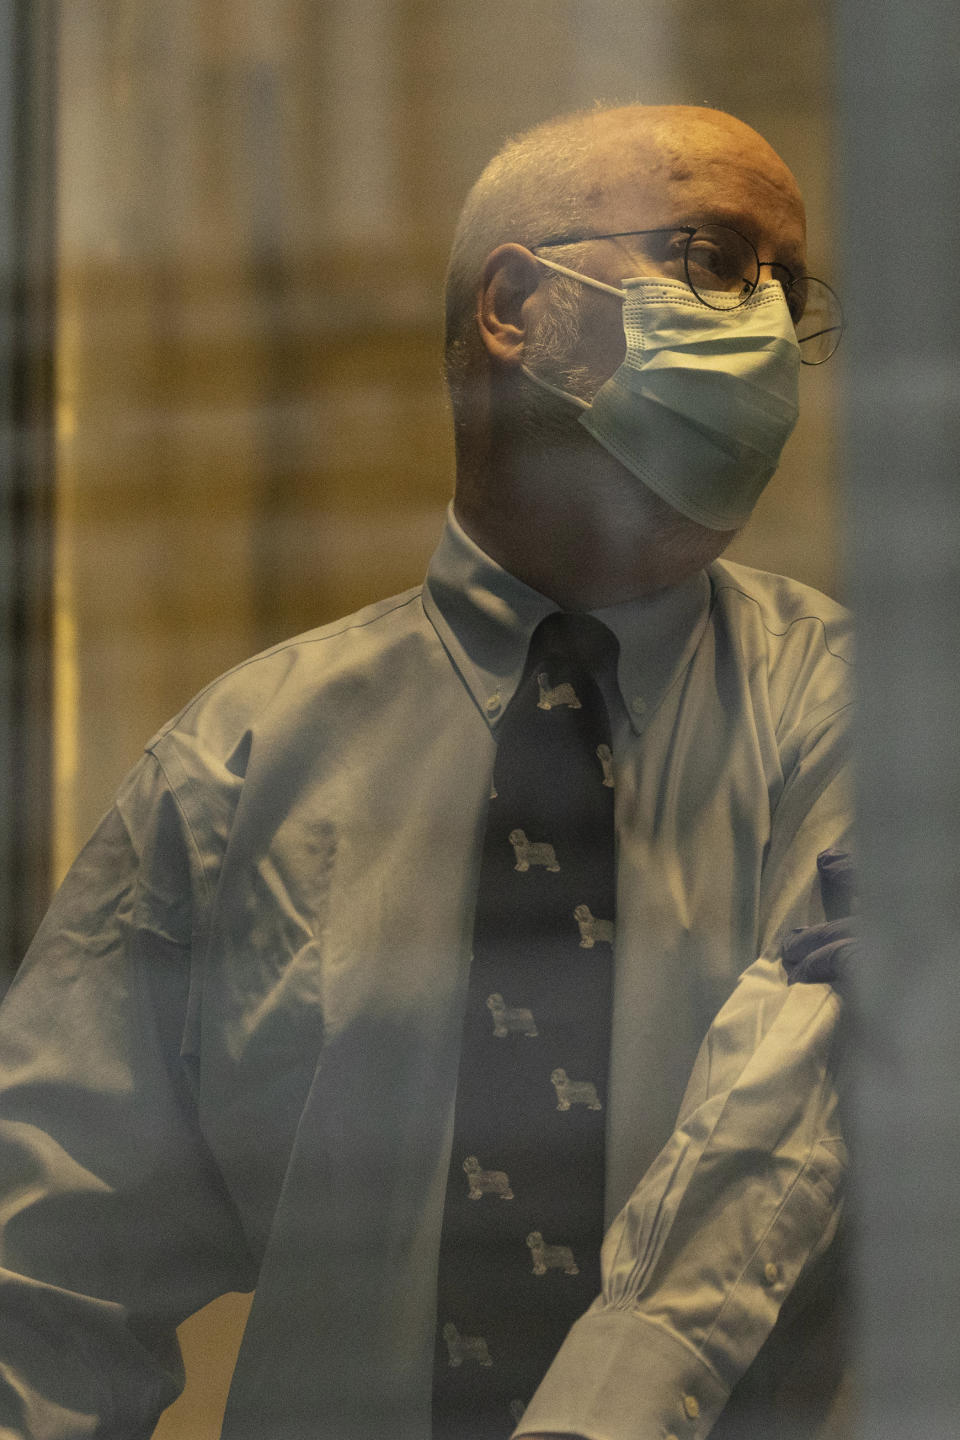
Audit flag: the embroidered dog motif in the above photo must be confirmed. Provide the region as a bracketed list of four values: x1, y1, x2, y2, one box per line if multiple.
[536, 672, 582, 710]
[442, 1321, 493, 1366]
[509, 828, 560, 872]
[485, 993, 538, 1038]
[596, 742, 614, 787]
[526, 1231, 579, 1275]
[550, 1067, 602, 1111]
[573, 903, 615, 948]
[462, 1156, 514, 1200]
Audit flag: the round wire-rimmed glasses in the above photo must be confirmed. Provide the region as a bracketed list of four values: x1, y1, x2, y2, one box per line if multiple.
[532, 225, 844, 365]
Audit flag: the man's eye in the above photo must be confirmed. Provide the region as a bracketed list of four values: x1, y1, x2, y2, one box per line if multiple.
[687, 242, 721, 271]
[686, 240, 735, 280]
[637, 233, 690, 277]
[639, 232, 686, 263]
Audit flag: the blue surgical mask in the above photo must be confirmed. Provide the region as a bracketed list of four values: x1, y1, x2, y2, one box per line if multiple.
[522, 264, 800, 531]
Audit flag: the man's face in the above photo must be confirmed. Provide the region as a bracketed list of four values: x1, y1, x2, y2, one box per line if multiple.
[523, 109, 809, 397]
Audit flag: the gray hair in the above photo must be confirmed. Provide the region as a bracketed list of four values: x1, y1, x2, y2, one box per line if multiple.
[443, 108, 610, 410]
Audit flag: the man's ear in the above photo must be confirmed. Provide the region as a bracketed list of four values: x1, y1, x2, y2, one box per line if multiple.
[476, 244, 544, 367]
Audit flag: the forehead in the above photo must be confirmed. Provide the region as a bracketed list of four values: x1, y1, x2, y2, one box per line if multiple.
[588, 110, 807, 268]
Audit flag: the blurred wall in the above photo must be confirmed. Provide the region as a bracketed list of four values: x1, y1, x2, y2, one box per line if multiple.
[47, 3, 840, 1436]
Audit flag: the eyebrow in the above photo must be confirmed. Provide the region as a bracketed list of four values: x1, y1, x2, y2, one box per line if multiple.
[534, 220, 809, 281]
[683, 208, 809, 276]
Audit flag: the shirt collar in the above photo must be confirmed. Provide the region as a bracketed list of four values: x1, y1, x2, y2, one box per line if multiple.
[422, 504, 712, 733]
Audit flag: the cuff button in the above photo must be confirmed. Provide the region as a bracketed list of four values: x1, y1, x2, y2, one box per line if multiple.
[764, 1261, 781, 1285]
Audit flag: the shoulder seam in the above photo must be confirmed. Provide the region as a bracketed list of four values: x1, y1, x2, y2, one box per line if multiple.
[148, 588, 425, 738]
[712, 581, 853, 669]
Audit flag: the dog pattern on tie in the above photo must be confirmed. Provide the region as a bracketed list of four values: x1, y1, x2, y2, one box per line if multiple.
[573, 903, 615, 948]
[462, 1156, 514, 1200]
[442, 1321, 493, 1367]
[550, 1068, 603, 1111]
[508, 829, 560, 872]
[485, 993, 538, 1038]
[596, 742, 614, 787]
[535, 672, 581, 710]
[526, 1232, 579, 1276]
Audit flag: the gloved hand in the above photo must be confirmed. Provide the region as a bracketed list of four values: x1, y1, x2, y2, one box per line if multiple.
[782, 848, 859, 987]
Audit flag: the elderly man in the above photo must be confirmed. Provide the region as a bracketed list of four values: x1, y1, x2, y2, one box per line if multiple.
[0, 105, 851, 1440]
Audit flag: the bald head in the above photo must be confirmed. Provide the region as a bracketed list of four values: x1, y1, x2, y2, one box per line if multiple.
[444, 103, 805, 378]
[583, 103, 802, 194]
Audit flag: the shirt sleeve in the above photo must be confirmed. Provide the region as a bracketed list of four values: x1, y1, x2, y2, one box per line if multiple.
[0, 753, 257, 1440]
[514, 966, 845, 1440]
[514, 708, 851, 1440]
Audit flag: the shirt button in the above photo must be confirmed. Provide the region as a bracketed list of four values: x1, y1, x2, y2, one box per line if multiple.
[484, 692, 501, 717]
[682, 1394, 700, 1420]
[764, 1261, 780, 1285]
[631, 695, 647, 716]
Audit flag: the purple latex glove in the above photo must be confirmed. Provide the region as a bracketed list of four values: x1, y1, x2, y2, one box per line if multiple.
[816, 847, 856, 921]
[782, 916, 858, 985]
[782, 849, 858, 986]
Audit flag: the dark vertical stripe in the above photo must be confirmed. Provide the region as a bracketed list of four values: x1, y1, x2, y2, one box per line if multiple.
[0, 0, 57, 983]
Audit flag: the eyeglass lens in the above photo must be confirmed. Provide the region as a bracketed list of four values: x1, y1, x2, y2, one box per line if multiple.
[682, 225, 758, 309]
[680, 225, 843, 364]
[786, 276, 844, 365]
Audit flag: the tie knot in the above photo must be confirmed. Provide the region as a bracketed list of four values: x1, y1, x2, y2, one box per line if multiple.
[526, 612, 618, 681]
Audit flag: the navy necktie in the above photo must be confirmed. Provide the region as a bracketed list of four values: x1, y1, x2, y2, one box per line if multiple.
[433, 612, 618, 1440]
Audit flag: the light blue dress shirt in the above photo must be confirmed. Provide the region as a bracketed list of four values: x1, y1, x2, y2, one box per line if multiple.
[0, 508, 853, 1440]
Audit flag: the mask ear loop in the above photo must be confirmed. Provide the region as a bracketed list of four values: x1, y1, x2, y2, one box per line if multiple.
[520, 254, 625, 411]
[519, 363, 591, 410]
[532, 253, 627, 301]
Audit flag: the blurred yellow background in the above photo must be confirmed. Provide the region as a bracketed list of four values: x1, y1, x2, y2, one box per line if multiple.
[46, 4, 842, 1435]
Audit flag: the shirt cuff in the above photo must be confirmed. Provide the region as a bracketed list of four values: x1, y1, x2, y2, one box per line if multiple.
[512, 1307, 728, 1440]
